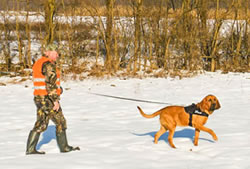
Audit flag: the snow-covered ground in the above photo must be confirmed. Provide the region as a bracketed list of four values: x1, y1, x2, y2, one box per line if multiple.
[0, 72, 250, 169]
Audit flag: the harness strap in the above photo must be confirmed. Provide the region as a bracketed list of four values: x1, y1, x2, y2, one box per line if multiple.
[184, 103, 209, 127]
[188, 112, 193, 127]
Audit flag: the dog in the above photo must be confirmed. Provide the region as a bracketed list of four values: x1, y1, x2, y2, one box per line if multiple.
[137, 95, 221, 148]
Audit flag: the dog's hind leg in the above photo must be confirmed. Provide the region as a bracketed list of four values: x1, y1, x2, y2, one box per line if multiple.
[168, 127, 176, 148]
[154, 126, 167, 144]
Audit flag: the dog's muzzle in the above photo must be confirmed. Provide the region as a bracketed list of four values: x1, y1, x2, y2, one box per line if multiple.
[210, 103, 217, 111]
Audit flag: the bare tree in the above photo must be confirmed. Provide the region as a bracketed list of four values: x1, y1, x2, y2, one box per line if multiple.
[44, 0, 56, 45]
[131, 0, 143, 73]
[15, 0, 24, 72]
[0, 0, 12, 72]
[105, 0, 115, 73]
[25, 0, 32, 68]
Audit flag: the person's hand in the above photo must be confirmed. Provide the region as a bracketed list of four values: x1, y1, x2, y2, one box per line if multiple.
[53, 101, 60, 112]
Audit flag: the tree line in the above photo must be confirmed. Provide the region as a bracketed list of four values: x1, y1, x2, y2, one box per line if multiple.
[0, 0, 248, 11]
[0, 0, 249, 78]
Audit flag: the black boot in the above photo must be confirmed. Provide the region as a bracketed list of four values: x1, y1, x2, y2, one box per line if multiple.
[26, 130, 45, 155]
[56, 130, 80, 153]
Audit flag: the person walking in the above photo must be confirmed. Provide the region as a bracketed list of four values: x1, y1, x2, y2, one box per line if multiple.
[26, 44, 80, 155]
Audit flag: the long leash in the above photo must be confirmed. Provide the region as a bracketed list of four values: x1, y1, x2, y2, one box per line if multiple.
[89, 92, 171, 105]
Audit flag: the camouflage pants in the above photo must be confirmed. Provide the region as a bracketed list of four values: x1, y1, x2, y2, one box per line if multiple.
[32, 96, 67, 134]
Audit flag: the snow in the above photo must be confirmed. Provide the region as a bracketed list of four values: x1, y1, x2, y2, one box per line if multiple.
[0, 72, 250, 169]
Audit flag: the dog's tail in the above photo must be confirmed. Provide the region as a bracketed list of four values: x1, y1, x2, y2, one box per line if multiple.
[137, 106, 161, 118]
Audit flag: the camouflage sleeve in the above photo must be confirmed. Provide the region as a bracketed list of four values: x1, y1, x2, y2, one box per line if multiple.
[42, 61, 60, 102]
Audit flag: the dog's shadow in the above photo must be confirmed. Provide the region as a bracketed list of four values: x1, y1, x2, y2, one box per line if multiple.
[37, 125, 56, 150]
[133, 128, 214, 144]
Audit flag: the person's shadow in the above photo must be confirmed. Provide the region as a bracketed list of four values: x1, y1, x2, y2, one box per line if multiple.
[133, 128, 214, 144]
[37, 125, 56, 150]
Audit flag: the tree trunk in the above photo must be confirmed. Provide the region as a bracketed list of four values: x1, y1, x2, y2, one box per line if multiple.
[44, 0, 56, 45]
[26, 0, 32, 68]
[133, 0, 143, 73]
[210, 0, 221, 72]
[16, 0, 24, 72]
[105, 0, 115, 73]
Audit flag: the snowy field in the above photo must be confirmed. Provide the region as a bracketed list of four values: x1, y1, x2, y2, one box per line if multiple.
[0, 72, 250, 169]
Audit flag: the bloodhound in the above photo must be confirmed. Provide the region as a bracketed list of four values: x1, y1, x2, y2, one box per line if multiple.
[137, 95, 221, 148]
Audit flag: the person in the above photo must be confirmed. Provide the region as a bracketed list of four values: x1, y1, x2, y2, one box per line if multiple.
[26, 43, 80, 155]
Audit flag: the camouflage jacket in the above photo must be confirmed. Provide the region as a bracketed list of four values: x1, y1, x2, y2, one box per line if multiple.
[42, 61, 60, 102]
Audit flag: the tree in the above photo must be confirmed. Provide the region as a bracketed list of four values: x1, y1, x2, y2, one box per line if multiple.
[105, 0, 115, 72]
[44, 0, 56, 45]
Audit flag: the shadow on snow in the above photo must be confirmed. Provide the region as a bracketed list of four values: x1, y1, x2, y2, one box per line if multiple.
[37, 125, 56, 150]
[36, 126, 215, 150]
[133, 128, 214, 144]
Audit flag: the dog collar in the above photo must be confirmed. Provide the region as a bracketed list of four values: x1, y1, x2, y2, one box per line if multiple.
[184, 103, 209, 127]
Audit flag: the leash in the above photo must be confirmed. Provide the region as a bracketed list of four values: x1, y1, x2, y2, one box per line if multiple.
[89, 92, 171, 105]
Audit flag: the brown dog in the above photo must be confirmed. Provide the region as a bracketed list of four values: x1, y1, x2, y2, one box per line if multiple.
[137, 95, 221, 148]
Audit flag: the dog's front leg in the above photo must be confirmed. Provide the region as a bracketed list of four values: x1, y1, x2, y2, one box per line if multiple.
[194, 129, 200, 146]
[197, 126, 218, 141]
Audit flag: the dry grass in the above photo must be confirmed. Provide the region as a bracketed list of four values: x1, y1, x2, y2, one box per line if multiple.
[71, 6, 249, 20]
[0, 1, 249, 78]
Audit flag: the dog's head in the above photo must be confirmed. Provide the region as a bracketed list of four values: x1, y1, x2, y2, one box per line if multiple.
[197, 95, 221, 115]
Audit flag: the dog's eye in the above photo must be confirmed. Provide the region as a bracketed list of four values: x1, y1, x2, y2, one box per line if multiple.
[208, 99, 212, 102]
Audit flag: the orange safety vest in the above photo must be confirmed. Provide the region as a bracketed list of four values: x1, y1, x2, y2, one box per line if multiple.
[33, 56, 61, 96]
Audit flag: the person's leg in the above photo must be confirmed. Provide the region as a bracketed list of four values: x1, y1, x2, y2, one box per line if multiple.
[52, 107, 80, 152]
[26, 97, 50, 155]
[26, 130, 45, 155]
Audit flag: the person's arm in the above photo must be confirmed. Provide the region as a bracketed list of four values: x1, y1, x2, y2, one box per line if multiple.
[42, 62, 60, 111]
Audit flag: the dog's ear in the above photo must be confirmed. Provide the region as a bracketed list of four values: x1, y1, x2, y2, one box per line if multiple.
[215, 97, 221, 110]
[197, 97, 210, 113]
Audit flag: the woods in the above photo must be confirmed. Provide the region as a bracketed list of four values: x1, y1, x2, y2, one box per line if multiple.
[0, 0, 249, 78]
